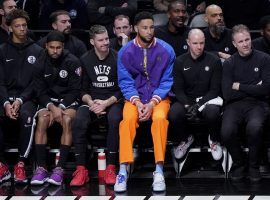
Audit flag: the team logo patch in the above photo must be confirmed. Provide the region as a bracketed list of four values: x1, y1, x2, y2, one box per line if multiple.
[254, 67, 259, 72]
[27, 56, 36, 64]
[75, 67, 82, 76]
[69, 9, 77, 19]
[225, 47, 229, 52]
[205, 66, 210, 71]
[59, 70, 68, 78]
[183, 45, 188, 50]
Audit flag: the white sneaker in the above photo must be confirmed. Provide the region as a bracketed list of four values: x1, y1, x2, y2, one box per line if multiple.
[152, 171, 166, 192]
[174, 135, 194, 159]
[114, 174, 127, 192]
[208, 135, 222, 160]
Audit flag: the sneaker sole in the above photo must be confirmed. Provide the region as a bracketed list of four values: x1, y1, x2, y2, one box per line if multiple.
[0, 172, 11, 183]
[114, 185, 127, 193]
[153, 187, 166, 192]
[47, 178, 62, 186]
[31, 178, 49, 185]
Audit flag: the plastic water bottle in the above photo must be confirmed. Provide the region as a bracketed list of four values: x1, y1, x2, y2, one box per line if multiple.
[98, 150, 106, 177]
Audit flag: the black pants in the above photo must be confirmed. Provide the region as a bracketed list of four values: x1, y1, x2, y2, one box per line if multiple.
[0, 101, 37, 161]
[72, 103, 123, 165]
[221, 99, 268, 169]
[168, 101, 221, 143]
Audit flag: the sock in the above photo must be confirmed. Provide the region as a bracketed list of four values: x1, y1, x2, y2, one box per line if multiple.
[35, 144, 47, 168]
[57, 145, 71, 168]
[119, 163, 128, 176]
[155, 163, 163, 174]
[107, 152, 117, 165]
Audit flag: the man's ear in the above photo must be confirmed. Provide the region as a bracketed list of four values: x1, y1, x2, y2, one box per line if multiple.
[90, 38, 94, 46]
[134, 25, 138, 33]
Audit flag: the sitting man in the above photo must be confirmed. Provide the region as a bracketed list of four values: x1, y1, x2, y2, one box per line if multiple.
[70, 25, 123, 186]
[114, 11, 175, 193]
[169, 29, 223, 161]
[221, 24, 270, 182]
[31, 30, 81, 186]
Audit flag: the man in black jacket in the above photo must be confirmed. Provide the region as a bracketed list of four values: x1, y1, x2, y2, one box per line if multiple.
[169, 28, 223, 161]
[30, 31, 81, 186]
[70, 25, 123, 187]
[0, 9, 42, 184]
[221, 24, 270, 182]
[37, 10, 87, 58]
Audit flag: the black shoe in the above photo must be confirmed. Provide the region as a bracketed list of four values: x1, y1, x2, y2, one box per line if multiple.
[230, 166, 245, 181]
[249, 167, 261, 182]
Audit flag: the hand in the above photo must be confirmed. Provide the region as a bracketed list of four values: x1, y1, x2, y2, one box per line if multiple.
[89, 99, 107, 115]
[121, 2, 128, 7]
[140, 102, 154, 121]
[11, 99, 21, 117]
[134, 100, 144, 120]
[196, 1, 206, 12]
[186, 103, 199, 121]
[117, 33, 129, 46]
[4, 103, 17, 120]
[232, 82, 240, 90]
[98, 6, 106, 13]
[218, 52, 231, 60]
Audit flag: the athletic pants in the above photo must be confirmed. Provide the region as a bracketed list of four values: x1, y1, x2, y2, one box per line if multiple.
[119, 99, 170, 164]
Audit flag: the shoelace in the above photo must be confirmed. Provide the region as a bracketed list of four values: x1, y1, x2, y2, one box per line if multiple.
[0, 165, 7, 175]
[73, 168, 85, 177]
[34, 168, 45, 175]
[52, 168, 63, 177]
[15, 165, 25, 176]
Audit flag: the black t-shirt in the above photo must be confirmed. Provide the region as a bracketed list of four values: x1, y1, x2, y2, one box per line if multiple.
[80, 49, 122, 101]
[155, 25, 190, 57]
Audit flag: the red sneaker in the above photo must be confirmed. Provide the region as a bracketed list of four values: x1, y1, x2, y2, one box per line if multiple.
[70, 166, 89, 186]
[0, 162, 11, 184]
[14, 162, 27, 183]
[104, 165, 116, 185]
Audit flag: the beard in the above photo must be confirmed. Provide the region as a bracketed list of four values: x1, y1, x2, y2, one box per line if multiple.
[138, 33, 153, 44]
[209, 24, 225, 36]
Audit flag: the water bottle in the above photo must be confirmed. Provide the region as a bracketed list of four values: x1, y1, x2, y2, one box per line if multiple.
[98, 150, 106, 177]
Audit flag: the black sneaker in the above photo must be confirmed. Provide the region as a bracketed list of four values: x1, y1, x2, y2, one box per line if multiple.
[249, 167, 261, 182]
[230, 166, 245, 181]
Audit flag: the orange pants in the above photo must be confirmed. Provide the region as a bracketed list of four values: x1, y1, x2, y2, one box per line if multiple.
[119, 99, 170, 164]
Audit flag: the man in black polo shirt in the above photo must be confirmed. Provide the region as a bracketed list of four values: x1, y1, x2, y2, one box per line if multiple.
[155, 0, 189, 57]
[253, 15, 270, 55]
[203, 4, 236, 61]
[221, 24, 270, 182]
[169, 28, 223, 161]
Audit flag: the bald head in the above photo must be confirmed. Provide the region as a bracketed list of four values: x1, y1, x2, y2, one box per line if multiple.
[187, 29, 205, 59]
[205, 4, 222, 16]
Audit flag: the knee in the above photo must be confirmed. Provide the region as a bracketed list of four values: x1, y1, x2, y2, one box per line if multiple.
[220, 122, 235, 143]
[62, 115, 73, 126]
[37, 115, 49, 128]
[73, 115, 89, 129]
[168, 108, 185, 123]
[108, 115, 122, 127]
[246, 120, 263, 137]
[203, 105, 220, 121]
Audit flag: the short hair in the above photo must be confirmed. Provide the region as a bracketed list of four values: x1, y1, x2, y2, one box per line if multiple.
[114, 15, 130, 26]
[89, 25, 107, 39]
[260, 15, 270, 30]
[168, 0, 186, 12]
[49, 10, 70, 24]
[46, 30, 65, 43]
[134, 11, 153, 25]
[5, 9, 29, 26]
[232, 24, 250, 40]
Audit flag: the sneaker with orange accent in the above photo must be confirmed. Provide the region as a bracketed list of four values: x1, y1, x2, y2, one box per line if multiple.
[104, 165, 116, 185]
[70, 166, 89, 187]
[14, 162, 27, 183]
[0, 162, 11, 184]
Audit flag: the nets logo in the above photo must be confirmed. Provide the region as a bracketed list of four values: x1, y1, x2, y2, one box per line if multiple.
[27, 56, 36, 64]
